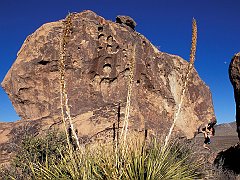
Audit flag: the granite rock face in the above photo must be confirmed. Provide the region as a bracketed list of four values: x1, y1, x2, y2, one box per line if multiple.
[1, 10, 215, 142]
[229, 53, 240, 140]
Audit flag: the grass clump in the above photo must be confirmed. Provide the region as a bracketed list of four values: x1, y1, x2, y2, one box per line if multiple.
[1, 132, 203, 179]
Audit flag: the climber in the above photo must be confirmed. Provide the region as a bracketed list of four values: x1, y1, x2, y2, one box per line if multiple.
[202, 121, 215, 132]
[203, 125, 215, 151]
[194, 120, 216, 137]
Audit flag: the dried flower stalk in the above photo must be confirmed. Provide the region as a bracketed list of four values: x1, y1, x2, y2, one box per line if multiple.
[59, 13, 80, 150]
[164, 18, 197, 147]
[120, 44, 136, 147]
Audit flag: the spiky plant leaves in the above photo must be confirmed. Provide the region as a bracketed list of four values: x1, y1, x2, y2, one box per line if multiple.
[2, 131, 203, 179]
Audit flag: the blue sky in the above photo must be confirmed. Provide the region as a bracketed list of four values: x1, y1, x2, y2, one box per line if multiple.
[0, 0, 239, 124]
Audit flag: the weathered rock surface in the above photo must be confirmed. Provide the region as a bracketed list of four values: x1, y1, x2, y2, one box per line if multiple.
[229, 52, 240, 140]
[1, 10, 215, 163]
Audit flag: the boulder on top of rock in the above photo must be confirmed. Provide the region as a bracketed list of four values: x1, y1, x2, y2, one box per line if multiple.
[116, 15, 137, 30]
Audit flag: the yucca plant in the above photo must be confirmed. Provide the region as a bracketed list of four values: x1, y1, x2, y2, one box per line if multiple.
[28, 150, 86, 179]
[124, 138, 202, 180]
[2, 130, 203, 179]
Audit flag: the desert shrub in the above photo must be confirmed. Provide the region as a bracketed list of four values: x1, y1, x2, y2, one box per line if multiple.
[204, 158, 237, 180]
[205, 164, 237, 180]
[0, 131, 67, 179]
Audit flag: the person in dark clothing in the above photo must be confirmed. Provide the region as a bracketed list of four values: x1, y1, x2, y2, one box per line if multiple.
[203, 122, 215, 131]
[203, 126, 215, 150]
[194, 121, 216, 137]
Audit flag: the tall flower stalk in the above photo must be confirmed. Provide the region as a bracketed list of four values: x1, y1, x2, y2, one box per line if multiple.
[58, 13, 80, 150]
[120, 44, 136, 149]
[164, 18, 197, 147]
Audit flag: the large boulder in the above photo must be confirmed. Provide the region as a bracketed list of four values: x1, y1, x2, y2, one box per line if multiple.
[1, 10, 215, 143]
[229, 52, 240, 140]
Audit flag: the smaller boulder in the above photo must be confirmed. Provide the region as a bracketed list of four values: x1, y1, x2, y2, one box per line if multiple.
[214, 143, 240, 174]
[116, 15, 137, 30]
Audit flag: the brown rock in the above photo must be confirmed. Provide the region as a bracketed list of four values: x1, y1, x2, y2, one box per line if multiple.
[229, 53, 240, 140]
[116, 15, 137, 30]
[1, 10, 215, 163]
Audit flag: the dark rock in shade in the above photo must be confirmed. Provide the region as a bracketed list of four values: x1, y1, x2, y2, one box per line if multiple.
[229, 52, 240, 140]
[214, 143, 240, 174]
[219, 52, 240, 175]
[1, 10, 215, 164]
[116, 15, 137, 30]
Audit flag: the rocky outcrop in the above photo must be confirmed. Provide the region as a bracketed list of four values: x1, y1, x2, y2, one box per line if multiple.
[229, 53, 240, 140]
[211, 53, 240, 175]
[214, 143, 240, 174]
[1, 10, 215, 151]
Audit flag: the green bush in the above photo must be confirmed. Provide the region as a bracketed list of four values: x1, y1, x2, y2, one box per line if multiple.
[0, 131, 67, 179]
